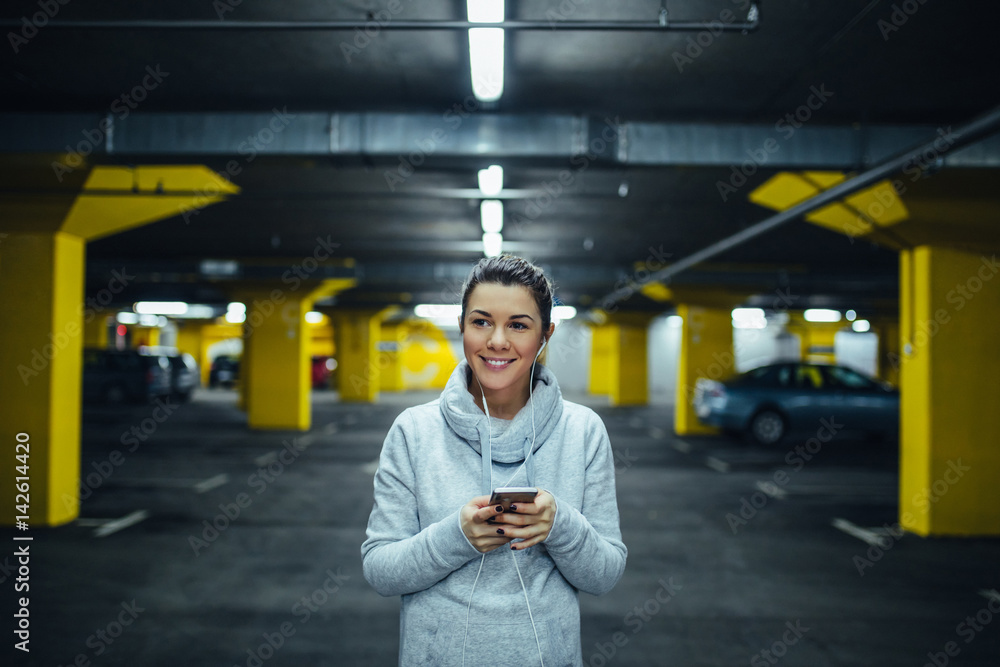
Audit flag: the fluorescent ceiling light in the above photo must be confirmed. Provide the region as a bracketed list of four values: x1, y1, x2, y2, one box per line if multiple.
[467, 0, 503, 23]
[414, 303, 463, 327]
[732, 308, 766, 329]
[804, 308, 842, 323]
[305, 311, 324, 324]
[135, 301, 188, 316]
[480, 199, 503, 233]
[552, 305, 577, 324]
[116, 312, 139, 325]
[478, 165, 503, 196]
[483, 232, 503, 257]
[852, 319, 871, 332]
[138, 314, 161, 327]
[666, 315, 683, 327]
[845, 309, 857, 321]
[469, 28, 504, 102]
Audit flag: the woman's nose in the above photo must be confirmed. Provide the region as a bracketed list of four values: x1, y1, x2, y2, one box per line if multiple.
[488, 328, 509, 349]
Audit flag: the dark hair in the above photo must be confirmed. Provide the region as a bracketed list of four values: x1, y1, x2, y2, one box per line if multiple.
[459, 255, 554, 335]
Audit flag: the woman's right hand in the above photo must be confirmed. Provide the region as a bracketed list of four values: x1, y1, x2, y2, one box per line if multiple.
[460, 495, 513, 553]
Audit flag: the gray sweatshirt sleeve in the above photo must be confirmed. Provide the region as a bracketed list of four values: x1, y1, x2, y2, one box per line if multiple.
[542, 412, 627, 595]
[361, 412, 482, 597]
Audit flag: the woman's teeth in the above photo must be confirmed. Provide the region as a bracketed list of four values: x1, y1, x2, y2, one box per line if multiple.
[485, 358, 512, 367]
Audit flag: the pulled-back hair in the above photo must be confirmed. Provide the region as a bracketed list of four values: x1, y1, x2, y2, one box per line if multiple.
[459, 255, 554, 334]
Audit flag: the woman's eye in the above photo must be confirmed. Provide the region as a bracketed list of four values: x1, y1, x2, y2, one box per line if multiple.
[510, 322, 528, 331]
[473, 318, 490, 327]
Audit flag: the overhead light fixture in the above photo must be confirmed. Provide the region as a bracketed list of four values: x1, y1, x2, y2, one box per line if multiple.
[483, 232, 503, 257]
[116, 312, 139, 325]
[134, 301, 188, 316]
[480, 199, 503, 233]
[226, 302, 246, 324]
[552, 305, 577, 324]
[478, 165, 503, 196]
[852, 319, 871, 333]
[467, 0, 504, 102]
[803, 308, 842, 323]
[845, 309, 857, 321]
[414, 303, 463, 327]
[305, 311, 325, 324]
[732, 308, 767, 329]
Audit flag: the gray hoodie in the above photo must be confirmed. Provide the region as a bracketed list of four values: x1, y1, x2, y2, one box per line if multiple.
[362, 360, 627, 666]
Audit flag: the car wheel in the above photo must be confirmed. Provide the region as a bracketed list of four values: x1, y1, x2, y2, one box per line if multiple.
[104, 384, 127, 405]
[749, 409, 786, 446]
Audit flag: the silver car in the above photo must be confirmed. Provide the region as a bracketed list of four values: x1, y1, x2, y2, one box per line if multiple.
[693, 363, 899, 445]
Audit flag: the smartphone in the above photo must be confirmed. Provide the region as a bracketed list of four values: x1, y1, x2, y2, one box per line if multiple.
[489, 487, 538, 511]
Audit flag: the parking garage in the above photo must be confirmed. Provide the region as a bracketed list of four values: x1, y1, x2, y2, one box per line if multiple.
[2, 2, 1000, 665]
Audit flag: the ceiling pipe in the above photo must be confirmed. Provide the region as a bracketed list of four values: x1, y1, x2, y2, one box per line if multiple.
[0, 15, 759, 33]
[597, 103, 1000, 308]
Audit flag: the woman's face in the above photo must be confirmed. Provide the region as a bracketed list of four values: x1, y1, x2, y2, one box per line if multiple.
[462, 282, 546, 396]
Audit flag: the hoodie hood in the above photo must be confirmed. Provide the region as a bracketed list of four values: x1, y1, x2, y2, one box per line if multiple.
[440, 359, 564, 467]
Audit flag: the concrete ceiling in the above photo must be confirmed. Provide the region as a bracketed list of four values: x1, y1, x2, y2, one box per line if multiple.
[2, 0, 999, 316]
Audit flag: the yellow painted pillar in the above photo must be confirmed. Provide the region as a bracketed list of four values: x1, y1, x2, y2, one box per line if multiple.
[873, 317, 900, 387]
[587, 312, 653, 406]
[131, 326, 161, 348]
[0, 165, 238, 526]
[0, 234, 85, 526]
[899, 246, 1000, 536]
[83, 312, 112, 348]
[674, 304, 734, 436]
[241, 293, 312, 429]
[331, 309, 390, 402]
[785, 314, 841, 364]
[239, 280, 355, 428]
[399, 319, 458, 390]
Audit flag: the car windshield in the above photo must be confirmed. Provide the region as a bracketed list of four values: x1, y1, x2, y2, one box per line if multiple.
[821, 365, 878, 390]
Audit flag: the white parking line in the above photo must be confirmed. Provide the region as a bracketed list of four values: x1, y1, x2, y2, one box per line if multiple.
[254, 451, 278, 467]
[647, 427, 666, 439]
[980, 589, 1000, 603]
[324, 422, 339, 434]
[831, 518, 900, 547]
[672, 440, 692, 454]
[755, 480, 788, 499]
[94, 510, 150, 538]
[193, 473, 229, 494]
[705, 456, 730, 473]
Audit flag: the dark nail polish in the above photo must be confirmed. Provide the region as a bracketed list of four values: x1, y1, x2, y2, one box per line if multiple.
[510, 545, 517, 550]
[509, 505, 517, 512]
[496, 528, 504, 535]
[495, 505, 504, 512]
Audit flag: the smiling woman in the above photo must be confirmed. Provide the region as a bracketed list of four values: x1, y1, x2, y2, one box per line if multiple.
[362, 255, 627, 666]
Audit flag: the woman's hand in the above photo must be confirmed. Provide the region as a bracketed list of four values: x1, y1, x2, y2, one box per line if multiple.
[461, 495, 514, 553]
[490, 488, 556, 551]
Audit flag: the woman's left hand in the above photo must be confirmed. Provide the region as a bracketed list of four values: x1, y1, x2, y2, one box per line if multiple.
[490, 488, 556, 550]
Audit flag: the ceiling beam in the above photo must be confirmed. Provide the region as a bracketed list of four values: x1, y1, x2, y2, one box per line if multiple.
[4, 112, 999, 170]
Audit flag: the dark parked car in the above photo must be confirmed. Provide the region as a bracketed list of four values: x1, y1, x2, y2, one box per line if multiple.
[209, 355, 240, 388]
[167, 352, 200, 401]
[82, 348, 173, 404]
[693, 362, 899, 445]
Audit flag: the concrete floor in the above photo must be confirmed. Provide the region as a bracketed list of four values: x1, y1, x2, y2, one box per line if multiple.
[5, 388, 999, 666]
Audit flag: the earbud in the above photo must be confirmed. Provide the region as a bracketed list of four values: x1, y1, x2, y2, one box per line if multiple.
[535, 338, 547, 359]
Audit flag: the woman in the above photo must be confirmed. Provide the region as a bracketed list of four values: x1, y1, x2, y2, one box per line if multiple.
[362, 255, 627, 666]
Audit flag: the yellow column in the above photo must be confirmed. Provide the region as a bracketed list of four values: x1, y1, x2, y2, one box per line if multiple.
[84, 312, 112, 348]
[332, 309, 388, 402]
[899, 246, 1000, 536]
[873, 317, 900, 386]
[131, 326, 161, 348]
[674, 304, 734, 436]
[785, 314, 840, 364]
[0, 165, 238, 526]
[399, 319, 458, 390]
[587, 312, 653, 406]
[239, 280, 355, 428]
[0, 233, 85, 526]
